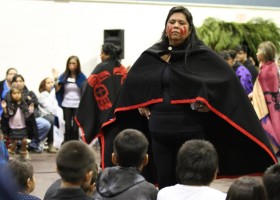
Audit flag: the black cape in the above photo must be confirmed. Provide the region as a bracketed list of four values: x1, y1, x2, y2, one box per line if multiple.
[97, 43, 276, 181]
[75, 60, 127, 143]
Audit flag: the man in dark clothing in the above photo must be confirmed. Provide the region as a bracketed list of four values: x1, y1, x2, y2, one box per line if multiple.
[93, 129, 158, 200]
[235, 44, 258, 83]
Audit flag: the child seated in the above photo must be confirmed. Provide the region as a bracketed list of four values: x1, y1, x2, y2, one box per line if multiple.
[93, 128, 158, 200]
[226, 176, 267, 200]
[157, 139, 226, 200]
[8, 157, 40, 200]
[49, 140, 97, 200]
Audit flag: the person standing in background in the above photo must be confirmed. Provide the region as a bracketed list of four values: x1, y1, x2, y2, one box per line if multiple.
[75, 43, 127, 144]
[250, 41, 280, 157]
[0, 68, 17, 118]
[235, 44, 258, 84]
[53, 56, 86, 142]
[98, 6, 276, 189]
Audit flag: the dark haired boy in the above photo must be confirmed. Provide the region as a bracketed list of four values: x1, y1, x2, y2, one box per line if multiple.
[157, 139, 226, 200]
[235, 44, 258, 83]
[49, 140, 96, 200]
[93, 129, 158, 200]
[8, 157, 40, 200]
[263, 163, 280, 200]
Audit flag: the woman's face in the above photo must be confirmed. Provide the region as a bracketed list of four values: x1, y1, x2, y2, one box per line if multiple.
[14, 77, 25, 90]
[256, 48, 265, 63]
[6, 69, 17, 83]
[68, 58, 78, 72]
[166, 12, 191, 47]
[45, 78, 54, 93]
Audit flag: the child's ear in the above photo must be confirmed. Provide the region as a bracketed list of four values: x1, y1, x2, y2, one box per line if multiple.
[143, 154, 149, 166]
[26, 177, 35, 193]
[111, 153, 118, 165]
[85, 170, 93, 182]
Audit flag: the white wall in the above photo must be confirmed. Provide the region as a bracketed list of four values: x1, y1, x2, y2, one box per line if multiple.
[0, 0, 279, 94]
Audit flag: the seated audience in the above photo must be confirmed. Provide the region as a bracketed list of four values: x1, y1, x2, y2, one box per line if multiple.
[93, 129, 158, 200]
[8, 157, 40, 200]
[263, 163, 280, 200]
[48, 140, 97, 200]
[157, 139, 226, 200]
[38, 77, 65, 152]
[226, 176, 267, 200]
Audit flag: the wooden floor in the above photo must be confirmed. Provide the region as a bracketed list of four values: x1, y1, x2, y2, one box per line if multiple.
[28, 147, 265, 199]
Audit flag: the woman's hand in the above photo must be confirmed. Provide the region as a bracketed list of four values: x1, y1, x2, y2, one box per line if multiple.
[52, 68, 59, 80]
[29, 103, 34, 113]
[248, 92, 253, 101]
[190, 101, 210, 112]
[138, 107, 151, 119]
[1, 100, 6, 108]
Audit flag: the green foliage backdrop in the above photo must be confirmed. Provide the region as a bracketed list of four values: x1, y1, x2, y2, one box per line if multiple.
[197, 17, 280, 58]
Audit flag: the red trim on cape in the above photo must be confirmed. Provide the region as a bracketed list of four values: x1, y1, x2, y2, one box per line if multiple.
[101, 98, 163, 128]
[74, 116, 88, 143]
[171, 97, 277, 164]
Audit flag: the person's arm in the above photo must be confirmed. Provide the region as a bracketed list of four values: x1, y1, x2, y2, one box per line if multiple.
[138, 107, 151, 119]
[28, 91, 39, 107]
[52, 68, 62, 92]
[1, 100, 8, 117]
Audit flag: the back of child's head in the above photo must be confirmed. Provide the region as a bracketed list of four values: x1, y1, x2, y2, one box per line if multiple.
[263, 163, 280, 200]
[226, 177, 267, 200]
[176, 139, 218, 186]
[56, 141, 96, 184]
[113, 129, 148, 168]
[8, 158, 34, 193]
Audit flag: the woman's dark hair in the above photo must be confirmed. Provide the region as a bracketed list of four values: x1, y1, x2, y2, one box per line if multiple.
[11, 74, 25, 83]
[160, 6, 200, 49]
[63, 55, 81, 79]
[38, 78, 48, 93]
[226, 177, 268, 200]
[102, 42, 123, 61]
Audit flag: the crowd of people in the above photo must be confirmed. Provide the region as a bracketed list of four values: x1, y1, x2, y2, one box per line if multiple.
[0, 5, 280, 200]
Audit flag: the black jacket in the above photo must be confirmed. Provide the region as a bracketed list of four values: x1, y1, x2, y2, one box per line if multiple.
[93, 166, 158, 200]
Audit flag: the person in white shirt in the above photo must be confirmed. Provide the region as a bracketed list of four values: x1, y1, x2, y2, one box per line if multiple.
[157, 139, 226, 200]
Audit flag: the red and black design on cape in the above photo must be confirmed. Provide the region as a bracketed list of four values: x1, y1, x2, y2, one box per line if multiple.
[75, 60, 127, 144]
[98, 43, 276, 180]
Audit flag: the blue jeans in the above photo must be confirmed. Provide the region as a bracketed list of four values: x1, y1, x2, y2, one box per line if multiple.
[29, 117, 51, 148]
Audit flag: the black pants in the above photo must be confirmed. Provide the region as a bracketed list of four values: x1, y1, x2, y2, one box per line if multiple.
[43, 114, 54, 144]
[62, 107, 79, 141]
[150, 130, 205, 189]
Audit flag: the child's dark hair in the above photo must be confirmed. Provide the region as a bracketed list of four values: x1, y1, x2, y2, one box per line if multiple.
[113, 129, 148, 168]
[263, 164, 280, 200]
[176, 139, 218, 186]
[226, 177, 268, 200]
[56, 141, 96, 183]
[8, 158, 34, 192]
